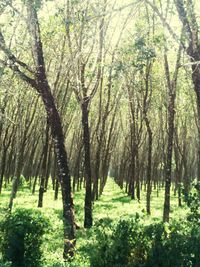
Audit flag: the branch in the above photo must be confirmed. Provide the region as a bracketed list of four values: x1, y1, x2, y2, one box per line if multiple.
[0, 31, 34, 74]
[174, 0, 193, 41]
[90, 0, 141, 21]
[89, 14, 105, 99]
[0, 59, 37, 88]
[181, 61, 200, 67]
[26, 1, 46, 80]
[7, 1, 28, 22]
[144, 0, 186, 49]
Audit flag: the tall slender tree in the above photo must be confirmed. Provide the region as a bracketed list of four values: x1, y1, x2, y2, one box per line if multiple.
[0, 0, 75, 259]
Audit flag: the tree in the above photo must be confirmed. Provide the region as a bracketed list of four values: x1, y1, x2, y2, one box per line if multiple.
[65, 0, 105, 228]
[0, 0, 75, 259]
[163, 43, 182, 222]
[174, 0, 200, 181]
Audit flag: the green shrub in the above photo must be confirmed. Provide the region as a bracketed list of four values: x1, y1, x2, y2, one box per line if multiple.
[90, 215, 149, 267]
[90, 216, 200, 267]
[145, 221, 191, 267]
[0, 208, 49, 267]
[89, 218, 114, 267]
[0, 260, 12, 267]
[185, 182, 200, 223]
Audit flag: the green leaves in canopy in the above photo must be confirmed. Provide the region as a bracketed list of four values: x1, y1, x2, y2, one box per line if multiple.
[116, 36, 156, 74]
[21, 0, 53, 11]
[133, 36, 156, 70]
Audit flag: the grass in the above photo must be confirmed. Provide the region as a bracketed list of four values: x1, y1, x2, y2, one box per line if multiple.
[0, 178, 188, 266]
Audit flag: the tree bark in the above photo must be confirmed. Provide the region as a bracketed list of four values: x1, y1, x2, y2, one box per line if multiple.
[163, 87, 175, 222]
[163, 45, 181, 222]
[145, 117, 152, 215]
[175, 0, 200, 180]
[82, 100, 93, 228]
[38, 121, 49, 208]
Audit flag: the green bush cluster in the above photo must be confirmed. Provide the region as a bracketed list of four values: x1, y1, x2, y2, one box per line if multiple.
[90, 217, 200, 267]
[90, 184, 200, 267]
[0, 260, 11, 267]
[185, 182, 200, 223]
[0, 208, 49, 267]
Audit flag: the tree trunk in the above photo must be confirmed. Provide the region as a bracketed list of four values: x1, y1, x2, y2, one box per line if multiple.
[93, 146, 101, 201]
[8, 143, 25, 211]
[39, 80, 76, 258]
[145, 117, 153, 215]
[163, 91, 175, 222]
[0, 149, 7, 194]
[38, 122, 49, 208]
[54, 177, 59, 201]
[81, 100, 93, 228]
[175, 0, 200, 180]
[32, 151, 43, 195]
[163, 41, 181, 222]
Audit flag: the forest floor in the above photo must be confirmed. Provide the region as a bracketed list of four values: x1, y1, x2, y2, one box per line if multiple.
[0, 178, 188, 266]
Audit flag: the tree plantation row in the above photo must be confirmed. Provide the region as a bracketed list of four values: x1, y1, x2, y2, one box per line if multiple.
[0, 0, 200, 261]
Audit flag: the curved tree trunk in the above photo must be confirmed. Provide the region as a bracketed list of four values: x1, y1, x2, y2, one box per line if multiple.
[0, 1, 76, 259]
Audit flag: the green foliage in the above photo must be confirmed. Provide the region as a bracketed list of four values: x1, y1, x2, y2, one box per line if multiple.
[90, 215, 200, 267]
[184, 182, 200, 223]
[133, 37, 156, 70]
[90, 215, 149, 267]
[0, 260, 12, 267]
[0, 208, 49, 267]
[0, 1, 10, 12]
[0, 179, 190, 267]
[22, 0, 43, 10]
[145, 221, 191, 267]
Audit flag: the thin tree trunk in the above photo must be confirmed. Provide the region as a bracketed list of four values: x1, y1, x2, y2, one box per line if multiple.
[82, 101, 93, 228]
[163, 44, 181, 222]
[38, 122, 49, 208]
[145, 117, 152, 215]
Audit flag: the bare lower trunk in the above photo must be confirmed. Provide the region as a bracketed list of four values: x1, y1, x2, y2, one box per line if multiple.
[38, 122, 49, 208]
[163, 89, 176, 222]
[92, 147, 101, 201]
[82, 101, 93, 228]
[39, 82, 76, 258]
[8, 145, 25, 211]
[145, 118, 152, 215]
[0, 149, 7, 194]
